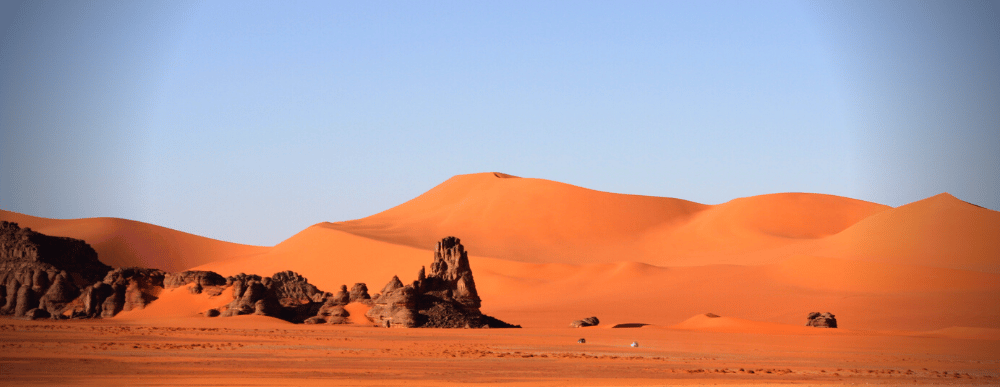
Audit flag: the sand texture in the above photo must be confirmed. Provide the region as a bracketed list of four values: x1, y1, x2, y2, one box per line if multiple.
[2, 172, 998, 384]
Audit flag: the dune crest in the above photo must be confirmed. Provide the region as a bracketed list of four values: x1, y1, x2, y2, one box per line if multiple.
[816, 192, 1000, 273]
[0, 210, 267, 272]
[4, 173, 998, 332]
[327, 172, 895, 266]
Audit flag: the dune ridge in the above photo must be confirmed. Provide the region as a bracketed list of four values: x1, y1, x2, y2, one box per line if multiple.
[4, 172, 998, 332]
[0, 210, 268, 272]
[328, 172, 895, 266]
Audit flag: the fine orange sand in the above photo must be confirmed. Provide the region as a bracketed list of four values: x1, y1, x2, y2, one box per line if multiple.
[0, 210, 267, 272]
[1, 317, 997, 386]
[2, 172, 998, 384]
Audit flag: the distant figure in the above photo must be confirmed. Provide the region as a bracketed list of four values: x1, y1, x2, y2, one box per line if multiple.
[577, 338, 586, 344]
[630, 341, 638, 347]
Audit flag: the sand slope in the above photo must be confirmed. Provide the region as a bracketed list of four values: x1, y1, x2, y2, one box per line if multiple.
[815, 193, 1000, 273]
[195, 224, 431, 293]
[328, 172, 710, 264]
[4, 172, 999, 332]
[328, 172, 891, 266]
[0, 209, 267, 272]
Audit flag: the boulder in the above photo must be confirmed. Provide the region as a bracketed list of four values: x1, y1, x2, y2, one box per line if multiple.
[367, 281, 418, 328]
[303, 316, 325, 324]
[313, 302, 351, 325]
[806, 312, 837, 328]
[331, 285, 350, 305]
[349, 283, 371, 303]
[570, 316, 600, 328]
[24, 308, 50, 320]
[164, 270, 227, 295]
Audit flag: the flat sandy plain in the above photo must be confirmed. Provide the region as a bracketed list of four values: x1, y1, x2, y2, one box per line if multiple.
[3, 316, 997, 386]
[2, 172, 998, 385]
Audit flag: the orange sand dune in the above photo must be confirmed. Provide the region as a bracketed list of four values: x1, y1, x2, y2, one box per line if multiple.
[5, 173, 999, 334]
[201, 225, 1000, 330]
[328, 172, 891, 266]
[472, 255, 1000, 331]
[114, 287, 234, 320]
[195, 224, 432, 293]
[0, 210, 267, 272]
[328, 172, 710, 264]
[175, 173, 997, 331]
[637, 193, 890, 266]
[920, 326, 1000, 340]
[815, 193, 1000, 273]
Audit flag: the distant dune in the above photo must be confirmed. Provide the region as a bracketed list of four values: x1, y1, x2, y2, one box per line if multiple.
[815, 193, 1000, 273]
[328, 172, 892, 266]
[3, 172, 998, 331]
[0, 210, 267, 272]
[195, 224, 431, 293]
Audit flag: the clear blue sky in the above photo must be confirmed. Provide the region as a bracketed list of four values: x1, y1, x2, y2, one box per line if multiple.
[2, 1, 997, 246]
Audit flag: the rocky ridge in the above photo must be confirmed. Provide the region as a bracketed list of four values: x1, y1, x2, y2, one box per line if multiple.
[0, 221, 110, 318]
[0, 223, 517, 328]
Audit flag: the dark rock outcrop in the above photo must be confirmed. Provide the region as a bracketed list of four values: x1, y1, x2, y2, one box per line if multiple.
[0, 221, 110, 318]
[220, 271, 325, 323]
[366, 237, 518, 328]
[101, 268, 165, 317]
[60, 267, 165, 318]
[0, 221, 110, 283]
[164, 270, 227, 295]
[570, 316, 600, 328]
[24, 308, 50, 320]
[1, 223, 516, 329]
[349, 283, 371, 303]
[310, 301, 351, 325]
[332, 285, 351, 305]
[806, 312, 837, 328]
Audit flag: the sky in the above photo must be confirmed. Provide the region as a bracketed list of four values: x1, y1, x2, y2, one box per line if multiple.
[1, 0, 998, 246]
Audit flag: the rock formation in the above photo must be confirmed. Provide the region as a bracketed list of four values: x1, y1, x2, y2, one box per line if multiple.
[806, 312, 837, 328]
[62, 267, 166, 318]
[164, 270, 227, 295]
[349, 283, 371, 303]
[366, 236, 518, 328]
[1, 223, 516, 328]
[570, 316, 600, 328]
[0, 221, 110, 318]
[213, 271, 327, 323]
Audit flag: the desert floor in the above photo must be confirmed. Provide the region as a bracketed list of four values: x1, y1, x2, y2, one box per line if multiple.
[2, 317, 996, 386]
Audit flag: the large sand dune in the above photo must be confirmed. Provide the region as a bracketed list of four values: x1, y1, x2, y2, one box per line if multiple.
[4, 172, 998, 332]
[0, 210, 267, 272]
[815, 193, 1000, 273]
[329, 173, 893, 266]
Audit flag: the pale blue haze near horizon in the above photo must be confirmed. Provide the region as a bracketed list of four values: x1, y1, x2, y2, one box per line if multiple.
[1, 0, 998, 246]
